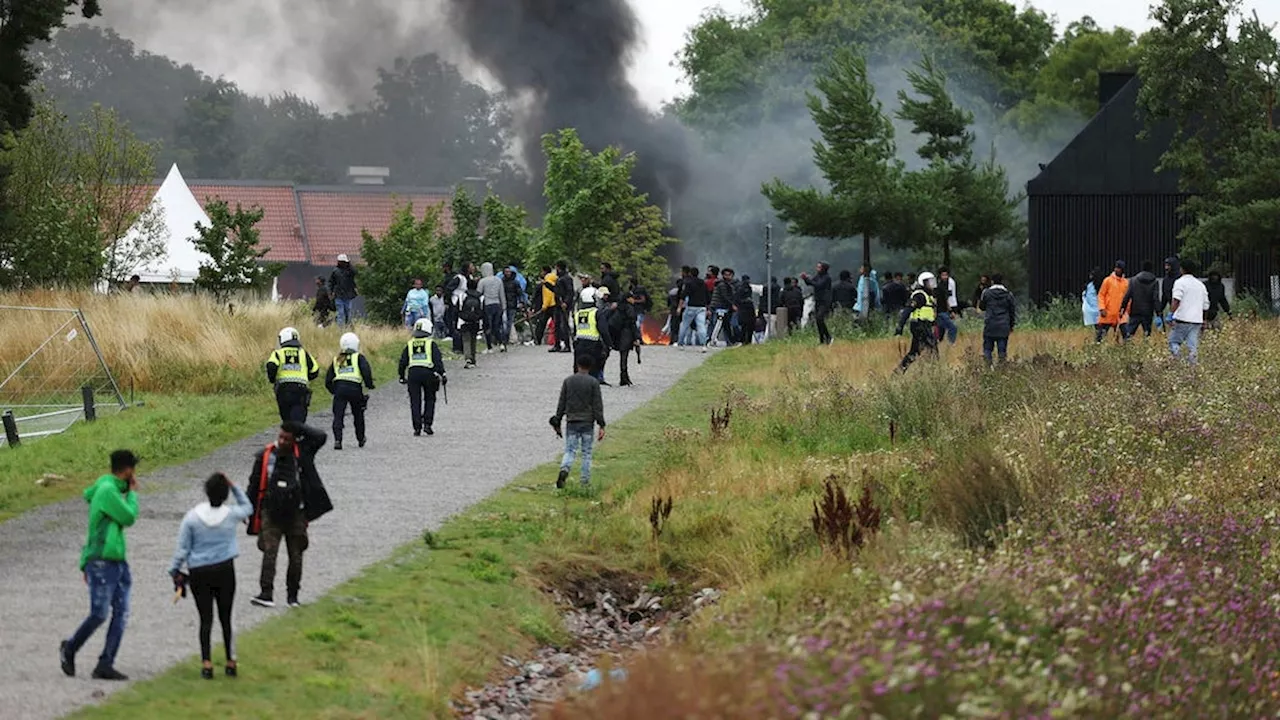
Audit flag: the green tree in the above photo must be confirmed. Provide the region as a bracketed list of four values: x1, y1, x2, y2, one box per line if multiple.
[175, 79, 244, 178]
[481, 194, 533, 269]
[438, 186, 483, 268]
[1138, 0, 1280, 256]
[761, 49, 902, 267]
[191, 200, 280, 301]
[239, 93, 335, 184]
[360, 203, 443, 324]
[894, 57, 1022, 267]
[0, 1, 103, 138]
[600, 204, 673, 295]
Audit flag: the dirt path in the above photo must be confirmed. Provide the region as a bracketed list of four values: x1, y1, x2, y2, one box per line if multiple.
[0, 344, 705, 720]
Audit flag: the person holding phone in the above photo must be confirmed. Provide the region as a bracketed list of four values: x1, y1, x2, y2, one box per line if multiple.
[169, 472, 253, 679]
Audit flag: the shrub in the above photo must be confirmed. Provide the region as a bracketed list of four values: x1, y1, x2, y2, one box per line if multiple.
[931, 443, 1024, 549]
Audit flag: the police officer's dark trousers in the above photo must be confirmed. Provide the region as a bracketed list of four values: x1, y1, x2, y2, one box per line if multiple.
[275, 384, 309, 423]
[406, 368, 439, 433]
[573, 338, 604, 382]
[898, 320, 938, 372]
[331, 382, 366, 444]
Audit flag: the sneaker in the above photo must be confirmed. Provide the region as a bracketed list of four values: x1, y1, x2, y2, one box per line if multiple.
[700, 346, 707, 354]
[225, 664, 238, 678]
[287, 597, 301, 608]
[500, 345, 508, 353]
[91, 666, 129, 681]
[59, 640, 74, 677]
[556, 468, 568, 489]
[201, 666, 214, 680]
[425, 427, 434, 436]
[333, 441, 343, 451]
[250, 594, 275, 608]
[414, 429, 421, 437]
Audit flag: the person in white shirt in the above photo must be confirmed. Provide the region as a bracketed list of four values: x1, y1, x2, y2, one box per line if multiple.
[1169, 260, 1210, 365]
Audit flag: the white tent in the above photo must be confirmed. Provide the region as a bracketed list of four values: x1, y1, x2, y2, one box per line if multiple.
[116, 164, 213, 284]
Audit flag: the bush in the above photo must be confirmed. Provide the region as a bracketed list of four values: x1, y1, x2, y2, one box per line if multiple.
[360, 204, 443, 325]
[931, 443, 1025, 549]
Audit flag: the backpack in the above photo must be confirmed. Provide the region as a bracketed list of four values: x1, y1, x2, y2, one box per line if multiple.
[264, 449, 302, 521]
[459, 291, 484, 323]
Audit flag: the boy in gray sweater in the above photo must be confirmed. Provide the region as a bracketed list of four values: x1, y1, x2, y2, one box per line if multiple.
[550, 354, 607, 488]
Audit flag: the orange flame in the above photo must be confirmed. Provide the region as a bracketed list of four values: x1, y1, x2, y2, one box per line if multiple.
[640, 316, 668, 345]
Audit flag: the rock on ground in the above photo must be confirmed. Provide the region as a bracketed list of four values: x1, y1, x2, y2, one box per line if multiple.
[0, 343, 705, 720]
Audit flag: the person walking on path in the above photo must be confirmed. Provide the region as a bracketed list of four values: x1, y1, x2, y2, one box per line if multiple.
[708, 267, 739, 347]
[167, 472, 252, 679]
[534, 266, 554, 347]
[607, 290, 640, 386]
[895, 272, 939, 373]
[324, 332, 375, 450]
[312, 277, 335, 328]
[503, 266, 523, 345]
[1120, 260, 1160, 339]
[801, 262, 834, 345]
[1169, 260, 1210, 365]
[248, 422, 333, 609]
[477, 262, 507, 354]
[458, 278, 487, 368]
[1096, 261, 1129, 343]
[399, 318, 448, 436]
[402, 278, 430, 329]
[550, 354, 607, 488]
[60, 450, 139, 681]
[265, 327, 320, 424]
[328, 254, 359, 326]
[978, 273, 1017, 366]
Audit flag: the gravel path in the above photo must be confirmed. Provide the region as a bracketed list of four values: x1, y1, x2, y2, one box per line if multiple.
[0, 343, 706, 720]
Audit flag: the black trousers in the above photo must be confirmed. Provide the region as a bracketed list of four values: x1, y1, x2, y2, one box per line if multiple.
[275, 384, 309, 424]
[738, 303, 756, 344]
[406, 368, 439, 432]
[331, 383, 366, 443]
[533, 308, 550, 346]
[899, 320, 939, 372]
[814, 306, 832, 345]
[189, 559, 236, 662]
[551, 306, 571, 350]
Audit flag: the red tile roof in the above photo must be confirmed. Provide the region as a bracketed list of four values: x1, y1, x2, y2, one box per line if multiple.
[188, 183, 306, 262]
[297, 189, 453, 266]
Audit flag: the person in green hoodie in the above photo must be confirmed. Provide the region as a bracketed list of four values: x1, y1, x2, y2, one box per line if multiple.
[60, 450, 140, 681]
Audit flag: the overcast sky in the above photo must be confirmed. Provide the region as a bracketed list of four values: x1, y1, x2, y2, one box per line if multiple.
[628, 0, 1280, 109]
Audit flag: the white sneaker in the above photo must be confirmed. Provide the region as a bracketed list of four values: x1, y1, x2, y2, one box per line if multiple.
[700, 346, 708, 354]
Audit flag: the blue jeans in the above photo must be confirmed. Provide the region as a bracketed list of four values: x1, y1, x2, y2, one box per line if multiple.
[679, 306, 707, 346]
[936, 311, 958, 344]
[404, 310, 424, 329]
[1168, 321, 1202, 364]
[335, 298, 354, 326]
[484, 305, 506, 349]
[67, 560, 132, 670]
[560, 424, 596, 485]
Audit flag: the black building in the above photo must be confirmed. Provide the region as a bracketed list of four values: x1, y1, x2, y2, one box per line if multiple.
[1027, 71, 1273, 302]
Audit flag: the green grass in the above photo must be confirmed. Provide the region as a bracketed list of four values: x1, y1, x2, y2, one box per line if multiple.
[75, 346, 744, 719]
[0, 344, 404, 523]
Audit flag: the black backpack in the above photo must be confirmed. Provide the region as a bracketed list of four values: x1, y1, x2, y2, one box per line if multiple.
[264, 451, 302, 521]
[460, 291, 484, 323]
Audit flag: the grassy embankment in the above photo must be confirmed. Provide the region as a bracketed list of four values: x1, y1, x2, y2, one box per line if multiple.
[80, 321, 1280, 718]
[0, 291, 405, 521]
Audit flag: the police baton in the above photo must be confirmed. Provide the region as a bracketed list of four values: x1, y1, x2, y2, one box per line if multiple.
[442, 378, 449, 405]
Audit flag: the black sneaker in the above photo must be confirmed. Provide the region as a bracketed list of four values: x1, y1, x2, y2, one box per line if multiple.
[414, 429, 421, 437]
[250, 594, 275, 608]
[225, 664, 238, 678]
[425, 427, 434, 436]
[59, 640, 74, 677]
[287, 596, 301, 608]
[556, 469, 568, 489]
[333, 441, 343, 451]
[91, 666, 129, 681]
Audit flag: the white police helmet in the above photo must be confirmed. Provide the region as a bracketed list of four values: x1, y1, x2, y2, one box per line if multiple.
[278, 327, 299, 346]
[340, 332, 360, 353]
[413, 318, 432, 334]
[917, 272, 936, 290]
[580, 287, 597, 305]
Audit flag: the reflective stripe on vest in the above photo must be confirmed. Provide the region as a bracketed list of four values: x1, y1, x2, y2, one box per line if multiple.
[272, 348, 310, 384]
[407, 338, 436, 369]
[333, 352, 364, 385]
[910, 290, 937, 322]
[575, 308, 600, 340]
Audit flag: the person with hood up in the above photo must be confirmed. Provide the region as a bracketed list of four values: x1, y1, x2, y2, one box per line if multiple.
[781, 277, 805, 332]
[1096, 260, 1129, 342]
[168, 472, 253, 679]
[458, 277, 486, 368]
[606, 289, 639, 385]
[978, 273, 1017, 365]
[855, 265, 881, 318]
[312, 277, 335, 327]
[1205, 271, 1231, 329]
[265, 327, 320, 424]
[832, 270, 857, 312]
[801, 263, 834, 345]
[1082, 267, 1105, 328]
[399, 318, 447, 436]
[895, 272, 939, 372]
[476, 262, 507, 354]
[328, 254, 358, 326]
[248, 422, 332, 609]
[1120, 260, 1160, 339]
[402, 278, 430, 329]
[1159, 256, 1180, 329]
[502, 266, 522, 345]
[573, 287, 612, 383]
[735, 275, 756, 345]
[324, 332, 374, 450]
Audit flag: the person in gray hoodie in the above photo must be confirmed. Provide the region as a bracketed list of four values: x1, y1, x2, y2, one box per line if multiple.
[977, 274, 1017, 366]
[169, 472, 253, 679]
[476, 262, 508, 353]
[1121, 260, 1161, 338]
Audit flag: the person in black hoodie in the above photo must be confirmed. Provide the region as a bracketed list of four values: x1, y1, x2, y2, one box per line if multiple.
[801, 262, 834, 345]
[1205, 271, 1232, 329]
[977, 273, 1017, 365]
[1159, 256, 1180, 328]
[781, 277, 804, 332]
[607, 292, 639, 385]
[832, 270, 857, 312]
[598, 262, 621, 299]
[882, 273, 908, 316]
[328, 255, 358, 326]
[735, 275, 757, 345]
[552, 261, 576, 352]
[247, 421, 332, 609]
[1121, 260, 1161, 338]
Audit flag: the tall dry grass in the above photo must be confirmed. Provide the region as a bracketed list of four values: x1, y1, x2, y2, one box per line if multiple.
[0, 290, 406, 395]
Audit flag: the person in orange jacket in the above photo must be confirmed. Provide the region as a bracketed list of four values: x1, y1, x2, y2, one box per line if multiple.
[1096, 260, 1130, 343]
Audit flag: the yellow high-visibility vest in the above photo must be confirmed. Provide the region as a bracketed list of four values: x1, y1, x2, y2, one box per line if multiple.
[406, 338, 436, 369]
[333, 352, 364, 385]
[575, 308, 600, 340]
[910, 290, 937, 322]
[270, 347, 311, 384]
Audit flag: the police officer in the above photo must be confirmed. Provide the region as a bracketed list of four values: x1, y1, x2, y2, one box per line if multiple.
[895, 272, 939, 373]
[265, 327, 320, 423]
[398, 318, 447, 436]
[324, 332, 375, 450]
[573, 287, 612, 383]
